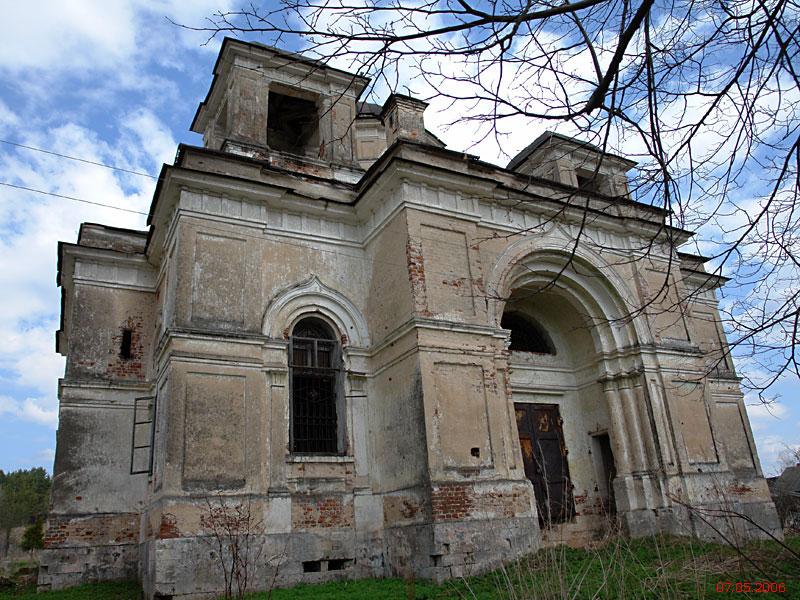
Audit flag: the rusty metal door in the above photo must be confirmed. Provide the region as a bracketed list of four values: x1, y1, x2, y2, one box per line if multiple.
[514, 403, 574, 525]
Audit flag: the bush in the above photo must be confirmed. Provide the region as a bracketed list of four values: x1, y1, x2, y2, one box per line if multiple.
[19, 519, 43, 553]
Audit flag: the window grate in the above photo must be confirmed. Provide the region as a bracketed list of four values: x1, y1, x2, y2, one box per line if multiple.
[290, 317, 340, 454]
[292, 366, 337, 453]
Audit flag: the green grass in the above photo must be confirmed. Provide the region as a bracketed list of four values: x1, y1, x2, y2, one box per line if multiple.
[2, 535, 798, 599]
[0, 581, 140, 599]
[254, 578, 443, 599]
[253, 534, 800, 600]
[436, 534, 800, 600]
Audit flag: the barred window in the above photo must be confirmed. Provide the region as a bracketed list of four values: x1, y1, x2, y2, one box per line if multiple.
[290, 316, 340, 454]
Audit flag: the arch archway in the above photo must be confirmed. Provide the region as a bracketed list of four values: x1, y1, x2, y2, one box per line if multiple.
[262, 275, 369, 348]
[262, 275, 369, 461]
[485, 229, 653, 355]
[492, 242, 652, 534]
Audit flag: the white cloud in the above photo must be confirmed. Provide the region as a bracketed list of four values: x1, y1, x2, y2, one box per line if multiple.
[138, 0, 234, 52]
[0, 4, 203, 465]
[0, 114, 173, 432]
[0, 99, 19, 137]
[756, 435, 800, 476]
[0, 395, 58, 428]
[0, 1, 233, 75]
[11, 326, 65, 396]
[746, 400, 788, 421]
[0, 1, 137, 73]
[121, 108, 179, 172]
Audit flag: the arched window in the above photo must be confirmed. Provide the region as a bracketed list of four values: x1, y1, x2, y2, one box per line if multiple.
[290, 316, 341, 453]
[501, 311, 556, 354]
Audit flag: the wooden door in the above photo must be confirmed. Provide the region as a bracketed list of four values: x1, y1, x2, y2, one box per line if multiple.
[514, 403, 574, 525]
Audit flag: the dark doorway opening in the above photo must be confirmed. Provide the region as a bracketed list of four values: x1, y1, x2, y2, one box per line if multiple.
[592, 433, 617, 515]
[514, 403, 574, 525]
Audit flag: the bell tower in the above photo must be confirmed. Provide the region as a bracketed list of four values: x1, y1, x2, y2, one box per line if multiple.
[191, 39, 370, 176]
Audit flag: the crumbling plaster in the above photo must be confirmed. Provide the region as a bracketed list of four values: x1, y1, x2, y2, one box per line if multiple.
[41, 38, 781, 599]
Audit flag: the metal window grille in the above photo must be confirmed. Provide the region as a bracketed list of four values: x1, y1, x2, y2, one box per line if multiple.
[290, 318, 340, 454]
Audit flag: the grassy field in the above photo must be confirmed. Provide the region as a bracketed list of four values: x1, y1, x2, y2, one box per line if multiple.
[2, 534, 798, 599]
[0, 582, 141, 600]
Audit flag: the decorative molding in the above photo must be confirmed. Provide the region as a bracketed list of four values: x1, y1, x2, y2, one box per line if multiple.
[172, 171, 673, 267]
[508, 387, 566, 396]
[286, 455, 354, 464]
[261, 274, 370, 347]
[72, 255, 156, 291]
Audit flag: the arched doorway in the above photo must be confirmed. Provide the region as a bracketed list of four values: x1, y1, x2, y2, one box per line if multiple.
[487, 241, 672, 539]
[503, 287, 618, 530]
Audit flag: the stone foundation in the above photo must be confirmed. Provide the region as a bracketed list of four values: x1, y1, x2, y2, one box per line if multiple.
[38, 513, 140, 591]
[139, 513, 539, 599]
[426, 516, 540, 581]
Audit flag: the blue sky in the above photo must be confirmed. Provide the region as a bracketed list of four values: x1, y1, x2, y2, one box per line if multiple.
[0, 1, 797, 477]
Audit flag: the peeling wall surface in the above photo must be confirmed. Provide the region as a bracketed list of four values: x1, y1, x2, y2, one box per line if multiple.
[41, 39, 781, 598]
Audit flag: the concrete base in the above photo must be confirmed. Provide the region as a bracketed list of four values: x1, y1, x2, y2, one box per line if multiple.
[425, 516, 540, 581]
[38, 543, 138, 591]
[619, 499, 783, 543]
[136, 514, 540, 599]
[678, 500, 783, 542]
[40, 497, 784, 598]
[142, 530, 385, 599]
[39, 494, 783, 598]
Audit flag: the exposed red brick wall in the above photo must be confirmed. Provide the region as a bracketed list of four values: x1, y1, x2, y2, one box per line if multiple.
[44, 513, 139, 548]
[106, 316, 146, 380]
[573, 494, 611, 517]
[480, 487, 530, 518]
[291, 495, 354, 529]
[158, 512, 180, 539]
[432, 483, 533, 521]
[432, 484, 472, 521]
[406, 238, 430, 315]
[728, 483, 754, 495]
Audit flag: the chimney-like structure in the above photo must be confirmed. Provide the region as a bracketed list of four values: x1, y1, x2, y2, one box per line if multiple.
[382, 94, 429, 145]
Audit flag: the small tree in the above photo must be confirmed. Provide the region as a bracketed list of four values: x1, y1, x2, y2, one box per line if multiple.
[20, 518, 44, 556]
[199, 493, 265, 599]
[0, 468, 50, 558]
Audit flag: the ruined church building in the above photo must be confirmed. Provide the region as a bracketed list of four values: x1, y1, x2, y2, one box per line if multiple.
[41, 39, 780, 598]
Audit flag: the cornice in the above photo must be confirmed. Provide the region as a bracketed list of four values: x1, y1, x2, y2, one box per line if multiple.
[144, 141, 695, 275]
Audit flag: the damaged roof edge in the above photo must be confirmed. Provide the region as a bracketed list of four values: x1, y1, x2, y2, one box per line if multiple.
[507, 131, 638, 172]
[78, 222, 149, 237]
[677, 250, 713, 264]
[355, 138, 665, 216]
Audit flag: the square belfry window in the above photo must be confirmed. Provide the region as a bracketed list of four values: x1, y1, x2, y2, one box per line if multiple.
[267, 90, 319, 155]
[575, 168, 605, 194]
